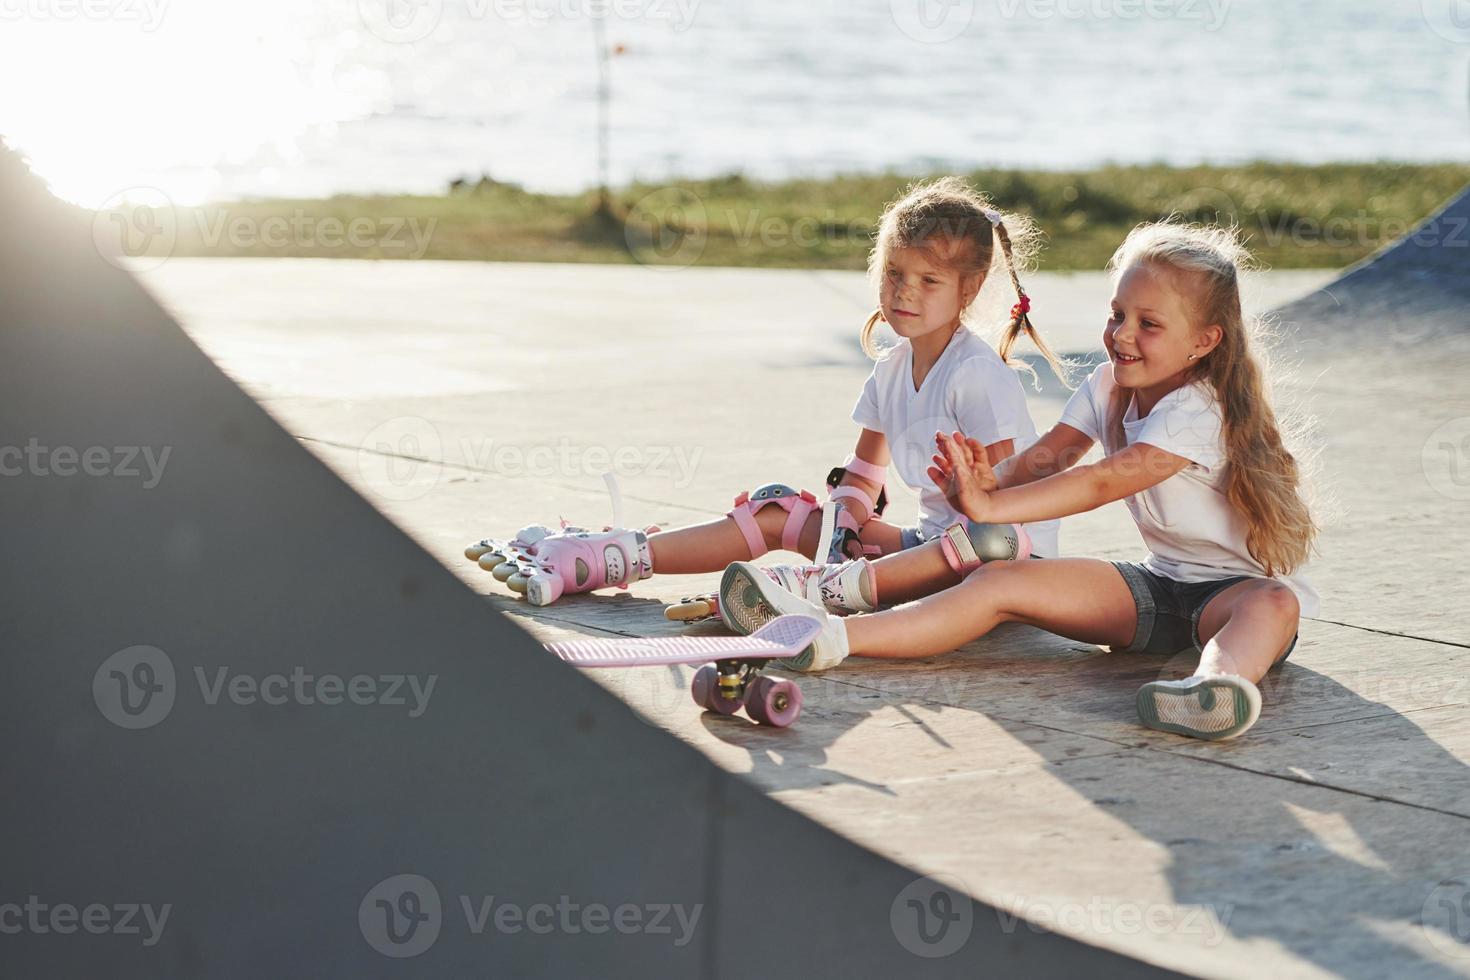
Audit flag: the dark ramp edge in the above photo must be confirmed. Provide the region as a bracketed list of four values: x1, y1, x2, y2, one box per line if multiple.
[0, 151, 1175, 978]
[1274, 183, 1470, 346]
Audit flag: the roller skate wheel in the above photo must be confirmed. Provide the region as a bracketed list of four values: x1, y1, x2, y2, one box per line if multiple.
[490, 559, 520, 581]
[506, 571, 529, 594]
[743, 675, 802, 727]
[665, 597, 716, 622]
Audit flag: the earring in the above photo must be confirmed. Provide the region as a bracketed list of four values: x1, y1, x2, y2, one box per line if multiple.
[1187, 354, 1197, 361]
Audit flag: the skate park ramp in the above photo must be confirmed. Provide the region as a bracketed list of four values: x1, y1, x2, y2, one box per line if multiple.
[0, 151, 1180, 975]
[1276, 183, 1470, 347]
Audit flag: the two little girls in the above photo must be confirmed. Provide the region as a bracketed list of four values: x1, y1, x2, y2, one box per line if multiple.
[476, 177, 1318, 742]
[722, 218, 1318, 742]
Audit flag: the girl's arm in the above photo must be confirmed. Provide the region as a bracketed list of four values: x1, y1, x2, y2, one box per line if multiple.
[834, 429, 891, 524]
[933, 424, 1088, 499]
[992, 423, 1093, 489]
[931, 431, 1192, 525]
[846, 426, 1017, 520]
[842, 430, 1014, 524]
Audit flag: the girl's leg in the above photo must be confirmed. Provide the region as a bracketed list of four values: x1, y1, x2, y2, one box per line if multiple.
[646, 516, 763, 574]
[649, 502, 839, 574]
[839, 518, 907, 557]
[867, 539, 961, 605]
[844, 558, 1138, 659]
[1134, 579, 1299, 741]
[1193, 580, 1301, 685]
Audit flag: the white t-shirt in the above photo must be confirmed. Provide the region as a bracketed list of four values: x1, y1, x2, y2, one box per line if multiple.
[1058, 362, 1320, 617]
[851, 329, 1060, 557]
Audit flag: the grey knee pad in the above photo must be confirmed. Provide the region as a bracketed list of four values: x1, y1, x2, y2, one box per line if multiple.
[938, 520, 1032, 574]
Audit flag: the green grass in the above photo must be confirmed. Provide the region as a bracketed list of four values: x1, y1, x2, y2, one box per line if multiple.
[144, 162, 1470, 272]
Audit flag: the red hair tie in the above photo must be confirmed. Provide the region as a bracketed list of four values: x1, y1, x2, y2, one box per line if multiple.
[1010, 295, 1032, 320]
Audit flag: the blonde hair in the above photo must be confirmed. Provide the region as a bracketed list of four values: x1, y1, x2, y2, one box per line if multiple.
[1105, 222, 1318, 576]
[860, 177, 1068, 384]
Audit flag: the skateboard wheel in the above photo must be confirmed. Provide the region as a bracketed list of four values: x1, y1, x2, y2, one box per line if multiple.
[743, 676, 802, 727]
[691, 666, 741, 716]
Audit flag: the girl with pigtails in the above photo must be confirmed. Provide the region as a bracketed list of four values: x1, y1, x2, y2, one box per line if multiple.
[469, 177, 1068, 614]
[721, 222, 1319, 742]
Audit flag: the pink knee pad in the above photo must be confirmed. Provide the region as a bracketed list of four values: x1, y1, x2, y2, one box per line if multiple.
[938, 521, 1032, 576]
[511, 527, 654, 606]
[727, 484, 820, 559]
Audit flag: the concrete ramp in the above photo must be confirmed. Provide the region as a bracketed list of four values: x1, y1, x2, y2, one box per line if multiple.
[0, 151, 1170, 976]
[1276, 184, 1470, 343]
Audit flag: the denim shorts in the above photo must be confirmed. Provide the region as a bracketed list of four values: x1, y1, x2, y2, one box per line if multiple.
[1110, 561, 1298, 662]
[899, 526, 928, 551]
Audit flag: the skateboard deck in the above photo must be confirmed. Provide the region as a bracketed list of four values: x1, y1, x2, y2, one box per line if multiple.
[545, 615, 821, 727]
[548, 614, 820, 667]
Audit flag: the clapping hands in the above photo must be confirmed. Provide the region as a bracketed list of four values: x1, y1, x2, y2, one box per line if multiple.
[926, 430, 997, 523]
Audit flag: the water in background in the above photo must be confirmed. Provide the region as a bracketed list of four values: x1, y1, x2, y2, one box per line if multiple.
[3, 0, 1468, 207]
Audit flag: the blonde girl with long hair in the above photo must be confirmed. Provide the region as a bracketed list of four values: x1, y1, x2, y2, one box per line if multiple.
[723, 222, 1319, 741]
[468, 177, 1068, 611]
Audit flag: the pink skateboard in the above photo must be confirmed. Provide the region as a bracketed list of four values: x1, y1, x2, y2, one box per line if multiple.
[546, 615, 821, 727]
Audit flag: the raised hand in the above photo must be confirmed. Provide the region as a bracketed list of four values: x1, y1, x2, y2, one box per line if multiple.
[926, 430, 997, 522]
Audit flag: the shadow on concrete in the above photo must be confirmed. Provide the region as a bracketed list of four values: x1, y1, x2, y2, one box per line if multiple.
[749, 628, 1470, 978]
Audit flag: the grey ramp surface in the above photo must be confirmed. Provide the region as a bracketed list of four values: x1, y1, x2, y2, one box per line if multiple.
[0, 162, 1175, 974]
[1277, 183, 1470, 344]
[1269, 182, 1470, 646]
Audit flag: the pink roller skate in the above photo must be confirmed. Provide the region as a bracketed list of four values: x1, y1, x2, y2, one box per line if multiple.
[504, 526, 655, 606]
[467, 524, 558, 566]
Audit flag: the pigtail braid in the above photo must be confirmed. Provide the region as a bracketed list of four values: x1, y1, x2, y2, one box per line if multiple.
[994, 219, 1070, 386]
[859, 308, 886, 359]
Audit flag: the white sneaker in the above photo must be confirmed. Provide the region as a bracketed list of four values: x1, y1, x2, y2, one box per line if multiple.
[763, 559, 876, 615]
[1136, 674, 1262, 740]
[719, 561, 851, 672]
